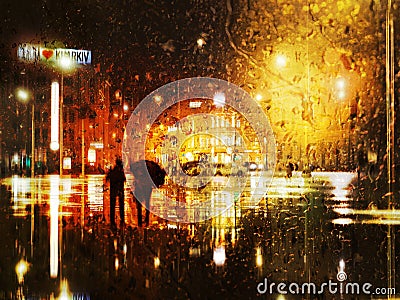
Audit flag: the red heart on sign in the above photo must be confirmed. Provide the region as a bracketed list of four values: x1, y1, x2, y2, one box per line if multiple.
[42, 49, 54, 60]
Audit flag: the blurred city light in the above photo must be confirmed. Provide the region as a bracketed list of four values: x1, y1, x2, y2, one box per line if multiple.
[57, 279, 72, 300]
[154, 257, 160, 269]
[58, 56, 74, 71]
[335, 77, 347, 100]
[50, 81, 60, 151]
[15, 259, 29, 284]
[213, 92, 226, 107]
[197, 37, 206, 48]
[213, 246, 226, 266]
[275, 54, 287, 68]
[115, 257, 119, 271]
[16, 89, 29, 103]
[339, 259, 345, 270]
[256, 247, 263, 267]
[50, 176, 60, 278]
[153, 95, 162, 105]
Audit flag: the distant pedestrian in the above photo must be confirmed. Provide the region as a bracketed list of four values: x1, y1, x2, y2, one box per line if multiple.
[106, 158, 126, 228]
[286, 162, 294, 178]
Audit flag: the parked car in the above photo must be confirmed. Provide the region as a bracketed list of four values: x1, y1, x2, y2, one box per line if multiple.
[214, 163, 249, 177]
[214, 163, 231, 176]
[243, 162, 259, 172]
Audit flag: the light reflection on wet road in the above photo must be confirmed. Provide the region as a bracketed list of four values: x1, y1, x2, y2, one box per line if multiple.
[0, 172, 398, 299]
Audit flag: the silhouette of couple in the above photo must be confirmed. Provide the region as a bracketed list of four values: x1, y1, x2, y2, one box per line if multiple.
[107, 158, 166, 228]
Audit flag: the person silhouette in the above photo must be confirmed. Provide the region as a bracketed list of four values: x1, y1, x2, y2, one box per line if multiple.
[130, 160, 166, 227]
[106, 158, 126, 228]
[134, 181, 153, 227]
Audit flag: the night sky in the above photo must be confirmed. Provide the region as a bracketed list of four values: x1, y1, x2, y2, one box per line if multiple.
[1, 0, 398, 179]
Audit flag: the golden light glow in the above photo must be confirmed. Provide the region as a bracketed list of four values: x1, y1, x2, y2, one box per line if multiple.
[63, 157, 72, 170]
[115, 90, 122, 100]
[339, 259, 345, 270]
[335, 77, 347, 100]
[154, 257, 160, 269]
[57, 279, 72, 300]
[332, 218, 354, 225]
[50, 141, 60, 151]
[256, 247, 263, 267]
[335, 77, 346, 90]
[115, 257, 119, 271]
[275, 54, 287, 68]
[197, 38, 206, 47]
[337, 90, 346, 99]
[50, 82, 60, 151]
[213, 92, 226, 107]
[15, 259, 29, 284]
[16, 89, 29, 102]
[88, 149, 96, 163]
[153, 95, 162, 104]
[58, 56, 74, 71]
[213, 245, 226, 266]
[50, 176, 60, 279]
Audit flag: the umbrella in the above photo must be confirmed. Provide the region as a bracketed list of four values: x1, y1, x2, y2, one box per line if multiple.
[129, 160, 166, 188]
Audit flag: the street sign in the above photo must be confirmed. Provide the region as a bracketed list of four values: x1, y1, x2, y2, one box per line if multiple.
[40, 47, 91, 65]
[17, 44, 40, 63]
[17, 43, 92, 65]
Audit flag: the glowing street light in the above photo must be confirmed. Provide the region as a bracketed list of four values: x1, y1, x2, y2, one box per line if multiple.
[56, 56, 76, 176]
[15, 259, 29, 284]
[50, 82, 60, 151]
[213, 245, 226, 266]
[16, 88, 35, 178]
[16, 89, 29, 102]
[256, 247, 263, 267]
[335, 77, 347, 100]
[59, 56, 74, 71]
[154, 256, 160, 269]
[275, 54, 287, 68]
[336, 78, 346, 90]
[197, 37, 206, 48]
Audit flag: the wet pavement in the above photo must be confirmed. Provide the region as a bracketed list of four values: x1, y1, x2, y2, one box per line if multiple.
[0, 173, 399, 299]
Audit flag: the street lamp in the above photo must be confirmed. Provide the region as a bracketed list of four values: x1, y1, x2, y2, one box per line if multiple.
[16, 88, 35, 178]
[334, 76, 352, 170]
[50, 82, 60, 152]
[57, 57, 75, 176]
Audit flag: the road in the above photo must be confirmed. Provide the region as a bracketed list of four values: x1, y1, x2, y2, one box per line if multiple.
[0, 172, 398, 299]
